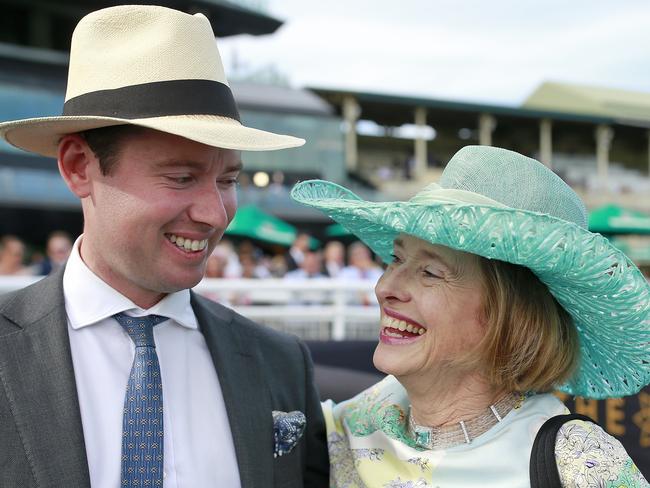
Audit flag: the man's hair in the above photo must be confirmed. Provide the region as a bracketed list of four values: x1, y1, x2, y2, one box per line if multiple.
[79, 125, 147, 175]
[348, 241, 371, 258]
[47, 230, 72, 243]
[469, 258, 580, 393]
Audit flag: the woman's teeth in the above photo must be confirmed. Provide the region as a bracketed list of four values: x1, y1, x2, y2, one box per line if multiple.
[382, 316, 426, 335]
[168, 234, 208, 252]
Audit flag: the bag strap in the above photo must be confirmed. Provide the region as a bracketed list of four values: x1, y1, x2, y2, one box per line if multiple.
[529, 413, 595, 488]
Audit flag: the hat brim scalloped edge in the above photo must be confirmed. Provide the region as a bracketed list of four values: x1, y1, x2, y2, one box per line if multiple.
[292, 180, 650, 399]
[0, 114, 305, 157]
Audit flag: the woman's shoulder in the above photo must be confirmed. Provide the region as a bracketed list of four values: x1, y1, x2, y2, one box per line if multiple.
[322, 375, 410, 440]
[555, 419, 648, 487]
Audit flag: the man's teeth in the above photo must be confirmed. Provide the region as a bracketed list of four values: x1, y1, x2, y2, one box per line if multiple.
[168, 234, 208, 252]
[381, 316, 426, 335]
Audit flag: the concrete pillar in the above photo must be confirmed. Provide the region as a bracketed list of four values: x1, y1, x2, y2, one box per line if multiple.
[539, 118, 553, 168]
[413, 106, 428, 179]
[478, 113, 496, 146]
[342, 96, 360, 172]
[647, 130, 650, 177]
[595, 124, 613, 182]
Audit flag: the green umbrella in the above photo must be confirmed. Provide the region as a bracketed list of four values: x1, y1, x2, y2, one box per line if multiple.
[225, 205, 297, 246]
[308, 236, 322, 250]
[588, 204, 650, 234]
[325, 223, 352, 238]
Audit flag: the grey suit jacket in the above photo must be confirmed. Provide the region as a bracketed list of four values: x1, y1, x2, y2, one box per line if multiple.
[0, 270, 329, 487]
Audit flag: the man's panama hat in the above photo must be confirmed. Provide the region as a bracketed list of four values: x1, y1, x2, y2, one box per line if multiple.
[291, 146, 650, 399]
[0, 5, 304, 156]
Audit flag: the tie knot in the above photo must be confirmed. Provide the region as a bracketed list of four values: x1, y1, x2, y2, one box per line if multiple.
[113, 312, 167, 347]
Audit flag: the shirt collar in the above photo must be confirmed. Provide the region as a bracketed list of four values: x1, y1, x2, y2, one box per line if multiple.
[63, 235, 198, 330]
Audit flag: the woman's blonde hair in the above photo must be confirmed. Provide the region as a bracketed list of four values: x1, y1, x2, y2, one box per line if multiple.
[474, 258, 580, 393]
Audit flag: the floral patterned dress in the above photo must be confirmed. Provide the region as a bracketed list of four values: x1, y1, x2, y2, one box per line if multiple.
[323, 376, 648, 488]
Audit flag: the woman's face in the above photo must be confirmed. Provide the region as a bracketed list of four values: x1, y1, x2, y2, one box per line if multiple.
[373, 234, 486, 379]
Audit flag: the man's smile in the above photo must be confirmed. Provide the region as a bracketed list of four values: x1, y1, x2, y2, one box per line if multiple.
[165, 234, 209, 253]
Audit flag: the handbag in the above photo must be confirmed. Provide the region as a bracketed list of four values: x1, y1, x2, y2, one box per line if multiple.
[529, 413, 595, 488]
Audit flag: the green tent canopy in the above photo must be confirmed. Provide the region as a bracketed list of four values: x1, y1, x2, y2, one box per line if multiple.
[325, 223, 352, 238]
[225, 205, 297, 246]
[588, 204, 650, 234]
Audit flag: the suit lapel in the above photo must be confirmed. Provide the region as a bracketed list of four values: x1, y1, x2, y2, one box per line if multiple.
[0, 271, 89, 487]
[191, 293, 273, 488]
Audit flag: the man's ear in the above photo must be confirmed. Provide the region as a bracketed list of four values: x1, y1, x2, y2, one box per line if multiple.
[58, 134, 97, 198]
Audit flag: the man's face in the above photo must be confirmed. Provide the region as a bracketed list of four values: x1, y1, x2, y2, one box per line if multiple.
[1, 239, 24, 269]
[79, 129, 241, 307]
[47, 236, 72, 265]
[349, 244, 372, 268]
[301, 251, 322, 275]
[294, 234, 310, 252]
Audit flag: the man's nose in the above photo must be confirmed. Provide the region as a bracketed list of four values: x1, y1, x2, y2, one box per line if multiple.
[188, 183, 231, 230]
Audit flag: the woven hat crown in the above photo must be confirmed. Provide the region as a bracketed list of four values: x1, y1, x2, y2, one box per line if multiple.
[65, 5, 226, 101]
[437, 146, 588, 228]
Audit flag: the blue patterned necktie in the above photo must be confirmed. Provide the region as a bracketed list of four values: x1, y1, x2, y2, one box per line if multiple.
[113, 312, 168, 487]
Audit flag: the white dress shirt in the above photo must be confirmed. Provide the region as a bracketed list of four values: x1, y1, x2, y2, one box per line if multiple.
[63, 237, 241, 488]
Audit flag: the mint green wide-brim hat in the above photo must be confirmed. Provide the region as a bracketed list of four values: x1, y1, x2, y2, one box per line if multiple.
[291, 145, 650, 399]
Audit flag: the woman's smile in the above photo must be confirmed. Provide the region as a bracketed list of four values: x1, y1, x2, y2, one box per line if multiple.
[380, 308, 427, 345]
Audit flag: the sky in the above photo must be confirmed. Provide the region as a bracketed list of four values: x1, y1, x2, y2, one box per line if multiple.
[218, 0, 650, 107]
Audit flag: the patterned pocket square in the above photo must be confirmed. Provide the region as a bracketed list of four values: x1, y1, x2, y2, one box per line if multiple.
[272, 410, 306, 458]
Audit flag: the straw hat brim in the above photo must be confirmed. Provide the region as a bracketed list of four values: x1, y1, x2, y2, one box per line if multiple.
[0, 114, 305, 157]
[291, 179, 650, 399]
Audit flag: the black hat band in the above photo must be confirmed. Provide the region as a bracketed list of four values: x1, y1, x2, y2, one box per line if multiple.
[63, 79, 240, 121]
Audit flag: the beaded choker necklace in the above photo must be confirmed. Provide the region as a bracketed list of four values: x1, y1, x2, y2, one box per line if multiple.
[407, 392, 524, 450]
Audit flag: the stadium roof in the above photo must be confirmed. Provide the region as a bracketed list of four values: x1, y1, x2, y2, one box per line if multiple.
[310, 87, 616, 128]
[0, 0, 283, 51]
[523, 81, 650, 126]
[232, 82, 334, 116]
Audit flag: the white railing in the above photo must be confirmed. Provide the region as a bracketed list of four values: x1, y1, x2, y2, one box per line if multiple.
[0, 275, 40, 294]
[0, 277, 380, 340]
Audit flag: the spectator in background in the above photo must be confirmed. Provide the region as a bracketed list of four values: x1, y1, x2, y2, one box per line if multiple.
[285, 232, 311, 272]
[339, 241, 383, 283]
[268, 254, 288, 277]
[205, 241, 242, 279]
[284, 250, 328, 305]
[218, 239, 243, 278]
[0, 235, 28, 275]
[203, 246, 238, 306]
[339, 242, 383, 306]
[204, 246, 229, 279]
[284, 250, 326, 280]
[403, 151, 415, 180]
[239, 253, 271, 279]
[322, 241, 345, 278]
[237, 240, 271, 278]
[35, 231, 73, 275]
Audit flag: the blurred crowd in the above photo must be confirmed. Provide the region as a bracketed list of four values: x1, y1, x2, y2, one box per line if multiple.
[203, 233, 384, 307]
[0, 231, 74, 277]
[0, 231, 384, 283]
[206, 233, 384, 282]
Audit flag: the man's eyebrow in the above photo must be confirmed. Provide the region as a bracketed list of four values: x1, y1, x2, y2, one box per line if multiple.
[227, 160, 244, 173]
[153, 159, 243, 172]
